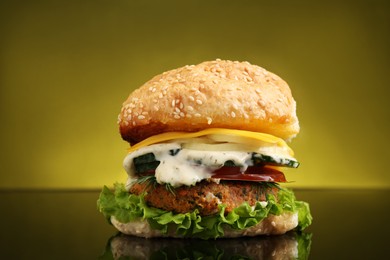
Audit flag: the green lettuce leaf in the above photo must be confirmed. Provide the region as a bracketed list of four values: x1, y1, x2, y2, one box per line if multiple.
[97, 183, 312, 239]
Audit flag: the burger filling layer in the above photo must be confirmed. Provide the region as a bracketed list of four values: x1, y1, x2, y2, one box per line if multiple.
[123, 132, 299, 188]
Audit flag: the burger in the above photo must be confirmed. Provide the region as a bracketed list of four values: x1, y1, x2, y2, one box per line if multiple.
[97, 59, 312, 239]
[101, 232, 312, 259]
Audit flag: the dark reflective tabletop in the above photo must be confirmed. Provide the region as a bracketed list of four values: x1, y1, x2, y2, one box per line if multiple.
[1, 189, 389, 259]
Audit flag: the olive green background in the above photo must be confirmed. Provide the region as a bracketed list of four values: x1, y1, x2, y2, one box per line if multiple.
[1, 0, 389, 189]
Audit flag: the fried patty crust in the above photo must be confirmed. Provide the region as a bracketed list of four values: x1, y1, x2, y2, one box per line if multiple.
[130, 180, 279, 216]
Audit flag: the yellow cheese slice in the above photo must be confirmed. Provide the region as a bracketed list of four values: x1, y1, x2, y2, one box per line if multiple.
[128, 128, 294, 156]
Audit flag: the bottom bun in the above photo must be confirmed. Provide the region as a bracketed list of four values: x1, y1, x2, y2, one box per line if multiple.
[111, 212, 298, 238]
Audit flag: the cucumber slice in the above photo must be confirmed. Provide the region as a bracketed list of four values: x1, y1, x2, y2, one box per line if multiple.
[134, 161, 160, 174]
[252, 153, 299, 168]
[133, 153, 156, 165]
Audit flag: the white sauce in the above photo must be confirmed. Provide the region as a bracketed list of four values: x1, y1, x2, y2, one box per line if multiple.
[154, 150, 213, 187]
[123, 138, 294, 188]
[124, 143, 254, 187]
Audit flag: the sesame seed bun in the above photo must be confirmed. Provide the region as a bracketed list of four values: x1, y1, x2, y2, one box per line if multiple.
[118, 59, 299, 144]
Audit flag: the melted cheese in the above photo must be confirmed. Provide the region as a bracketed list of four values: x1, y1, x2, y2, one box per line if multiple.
[128, 128, 293, 156]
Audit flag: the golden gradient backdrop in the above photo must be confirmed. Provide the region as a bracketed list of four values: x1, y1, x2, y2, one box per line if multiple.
[1, 0, 389, 189]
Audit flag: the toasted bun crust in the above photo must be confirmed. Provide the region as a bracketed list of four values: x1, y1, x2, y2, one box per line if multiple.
[118, 60, 299, 144]
[111, 212, 298, 238]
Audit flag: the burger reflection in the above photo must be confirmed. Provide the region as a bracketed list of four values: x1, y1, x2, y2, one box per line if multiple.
[100, 232, 312, 260]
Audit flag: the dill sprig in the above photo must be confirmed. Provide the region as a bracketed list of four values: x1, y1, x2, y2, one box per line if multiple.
[252, 181, 281, 200]
[131, 175, 176, 196]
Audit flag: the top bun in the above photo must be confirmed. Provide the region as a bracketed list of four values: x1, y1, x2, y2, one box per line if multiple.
[118, 59, 299, 144]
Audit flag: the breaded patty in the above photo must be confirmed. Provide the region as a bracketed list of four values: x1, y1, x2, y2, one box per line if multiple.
[130, 180, 279, 216]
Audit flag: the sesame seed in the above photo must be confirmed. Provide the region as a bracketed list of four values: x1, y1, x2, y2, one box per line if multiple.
[179, 112, 185, 117]
[277, 98, 283, 102]
[176, 99, 180, 104]
[153, 99, 158, 103]
[174, 114, 180, 119]
[207, 117, 212, 124]
[159, 93, 163, 99]
[196, 99, 203, 105]
[192, 73, 198, 77]
[255, 89, 261, 94]
[234, 76, 239, 80]
[187, 106, 194, 111]
[191, 87, 197, 92]
[142, 111, 148, 115]
[254, 71, 261, 76]
[245, 76, 253, 82]
[138, 115, 145, 120]
[152, 88, 156, 93]
[232, 103, 238, 110]
[179, 103, 184, 109]
[124, 121, 129, 126]
[231, 111, 236, 118]
[154, 105, 159, 111]
[216, 58, 221, 61]
[189, 96, 195, 101]
[194, 113, 201, 117]
[162, 90, 167, 95]
[175, 107, 181, 113]
[212, 79, 218, 84]
[172, 100, 175, 107]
